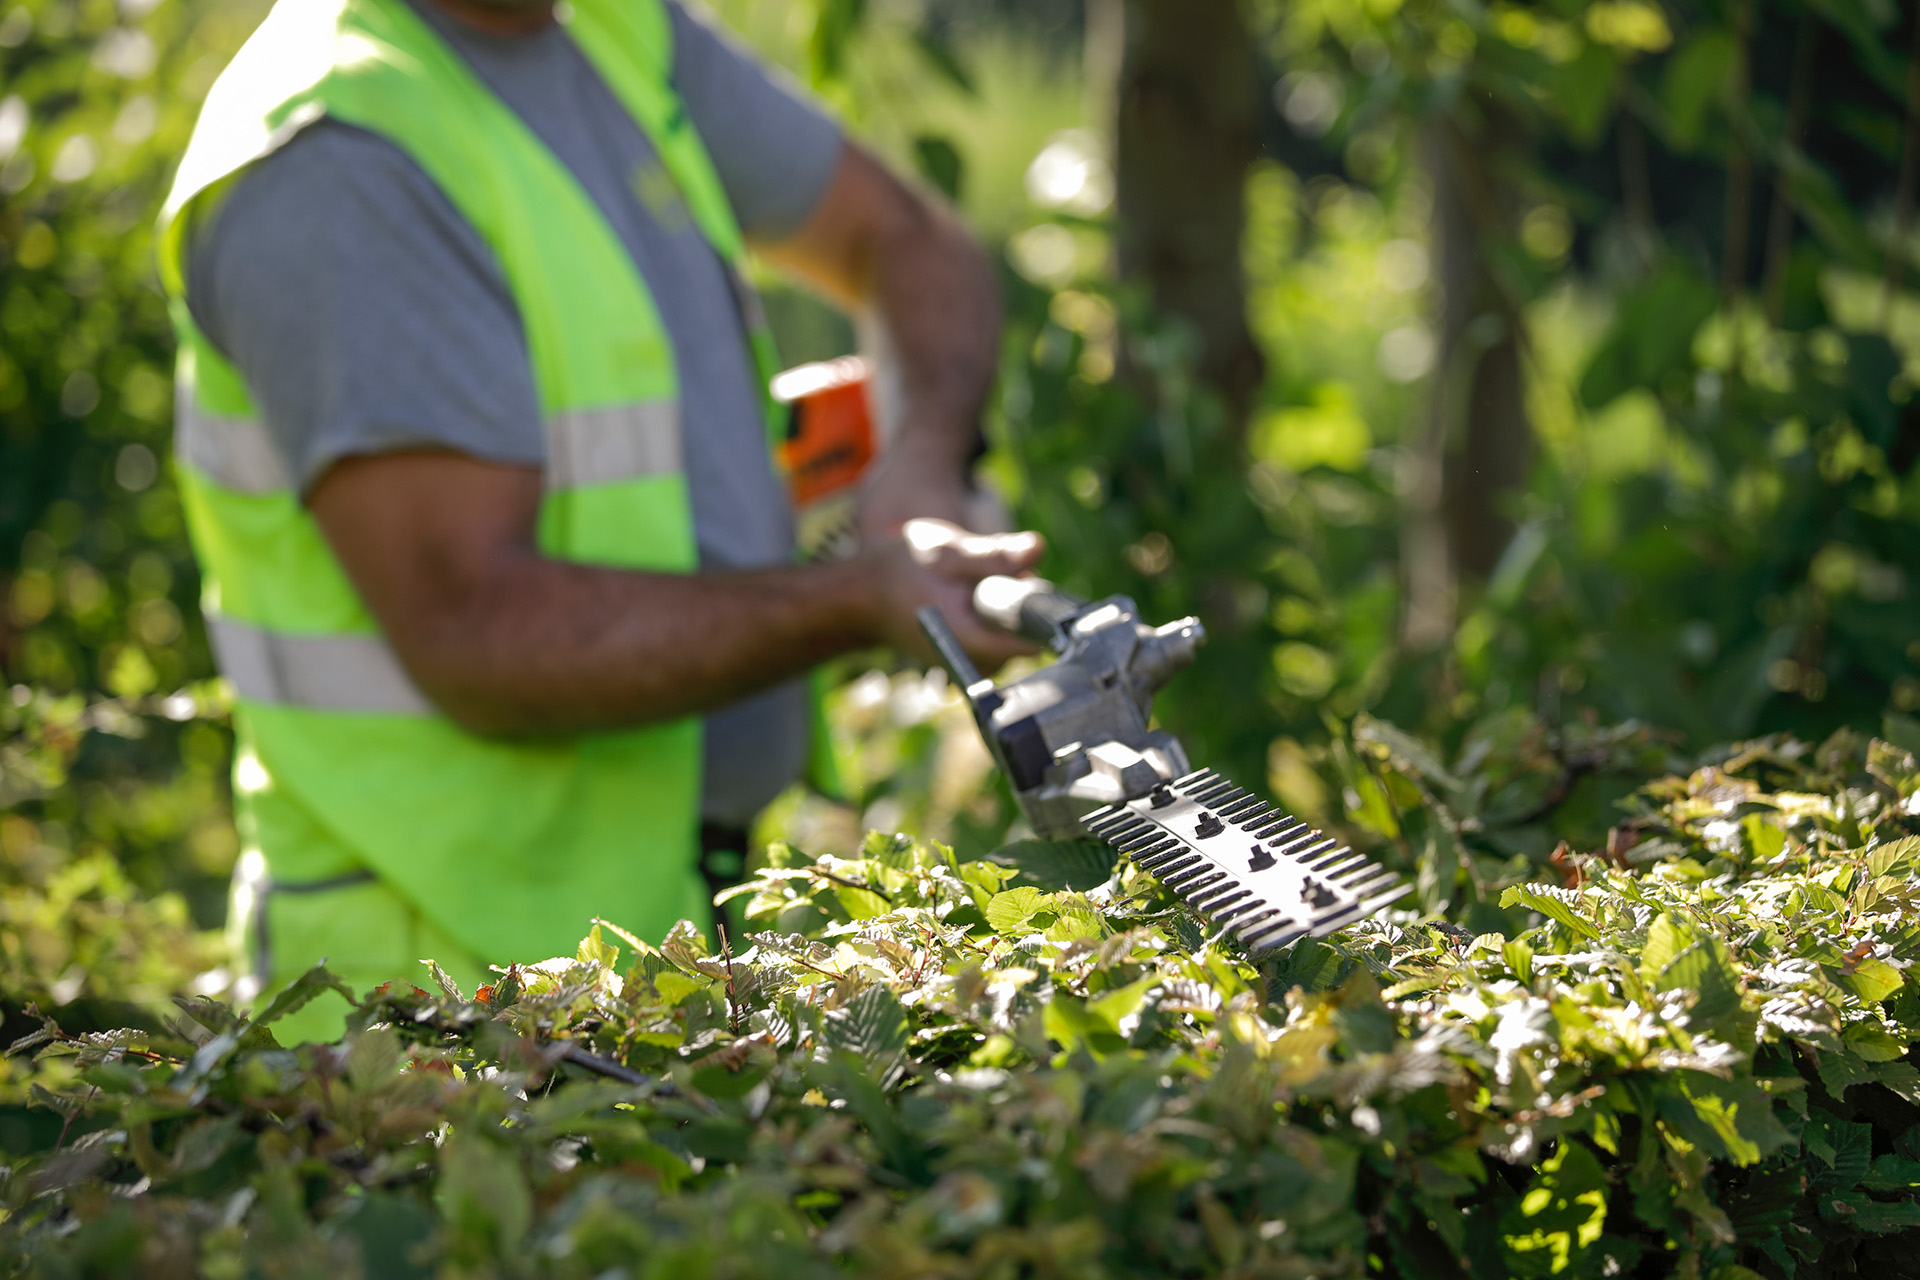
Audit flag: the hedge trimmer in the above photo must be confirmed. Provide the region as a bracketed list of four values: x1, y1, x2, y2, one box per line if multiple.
[920, 578, 1408, 955]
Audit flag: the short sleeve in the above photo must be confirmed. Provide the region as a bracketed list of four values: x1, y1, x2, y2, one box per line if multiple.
[183, 121, 548, 495]
[667, 2, 845, 241]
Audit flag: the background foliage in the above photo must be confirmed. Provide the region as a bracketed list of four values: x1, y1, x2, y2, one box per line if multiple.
[7, 726, 1920, 1277]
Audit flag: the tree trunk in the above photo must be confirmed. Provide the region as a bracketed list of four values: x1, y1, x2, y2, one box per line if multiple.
[1112, 0, 1264, 429]
[1401, 119, 1534, 645]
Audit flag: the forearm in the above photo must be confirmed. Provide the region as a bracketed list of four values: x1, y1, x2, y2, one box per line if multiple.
[860, 202, 1000, 473]
[759, 143, 1001, 488]
[400, 553, 878, 737]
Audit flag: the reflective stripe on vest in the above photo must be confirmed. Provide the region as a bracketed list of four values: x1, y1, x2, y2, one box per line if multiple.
[177, 393, 682, 495]
[546, 401, 681, 490]
[176, 393, 291, 494]
[208, 614, 433, 715]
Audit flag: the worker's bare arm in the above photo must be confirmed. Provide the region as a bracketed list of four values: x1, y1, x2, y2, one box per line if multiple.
[307, 450, 1040, 737]
[753, 141, 999, 536]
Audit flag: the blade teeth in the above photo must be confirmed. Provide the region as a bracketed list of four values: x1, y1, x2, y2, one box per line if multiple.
[1361, 883, 1414, 913]
[1245, 913, 1309, 947]
[1196, 887, 1253, 915]
[1154, 855, 1206, 881]
[1304, 880, 1414, 938]
[1227, 906, 1281, 936]
[1248, 929, 1307, 957]
[1221, 798, 1267, 824]
[1212, 896, 1268, 926]
[1188, 877, 1245, 906]
[1241, 914, 1307, 954]
[1267, 829, 1322, 860]
[1094, 806, 1147, 828]
[1298, 839, 1344, 868]
[1132, 845, 1183, 870]
[1107, 769, 1405, 948]
[1305, 904, 1368, 938]
[1334, 869, 1397, 896]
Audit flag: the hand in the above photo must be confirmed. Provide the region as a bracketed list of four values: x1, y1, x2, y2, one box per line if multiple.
[862, 518, 1045, 669]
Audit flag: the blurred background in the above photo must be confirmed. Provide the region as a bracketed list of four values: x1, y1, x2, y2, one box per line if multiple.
[3, 0, 1918, 1016]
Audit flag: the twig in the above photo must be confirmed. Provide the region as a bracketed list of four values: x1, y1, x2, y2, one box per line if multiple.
[55, 1086, 97, 1150]
[1617, 112, 1656, 267]
[1722, 0, 1754, 305]
[719, 925, 743, 1036]
[559, 1044, 662, 1090]
[1883, 1, 1920, 324]
[812, 869, 893, 902]
[1763, 15, 1817, 326]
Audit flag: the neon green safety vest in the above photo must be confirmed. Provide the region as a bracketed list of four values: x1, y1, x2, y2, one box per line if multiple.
[158, 0, 788, 1022]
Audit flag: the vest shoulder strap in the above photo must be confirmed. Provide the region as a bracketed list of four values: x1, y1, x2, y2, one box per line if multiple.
[565, 0, 746, 265]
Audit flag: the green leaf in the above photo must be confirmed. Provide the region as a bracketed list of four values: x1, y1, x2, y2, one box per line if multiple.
[650, 970, 709, 1006]
[1639, 913, 1689, 976]
[861, 829, 916, 870]
[822, 985, 908, 1077]
[346, 1027, 402, 1091]
[1837, 958, 1902, 1004]
[992, 839, 1118, 892]
[1045, 893, 1109, 942]
[1044, 994, 1129, 1056]
[1816, 1050, 1877, 1102]
[1657, 1075, 1793, 1166]
[1088, 975, 1160, 1030]
[1867, 1060, 1920, 1105]
[1553, 41, 1618, 145]
[1501, 885, 1598, 939]
[438, 1133, 531, 1252]
[1841, 1022, 1906, 1062]
[575, 922, 618, 969]
[1504, 938, 1536, 986]
[1823, 1192, 1920, 1234]
[1354, 716, 1463, 793]
[958, 858, 1014, 905]
[832, 881, 892, 921]
[1577, 262, 1718, 409]
[1882, 713, 1920, 758]
[251, 964, 354, 1032]
[1651, 930, 1742, 1035]
[1661, 29, 1734, 149]
[1499, 1140, 1610, 1277]
[910, 22, 975, 96]
[986, 886, 1050, 934]
[423, 959, 466, 1003]
[807, 0, 867, 87]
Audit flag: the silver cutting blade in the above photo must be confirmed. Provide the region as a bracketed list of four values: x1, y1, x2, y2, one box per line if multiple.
[1084, 768, 1411, 955]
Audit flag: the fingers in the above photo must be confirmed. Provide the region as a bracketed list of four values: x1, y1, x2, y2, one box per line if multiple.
[879, 519, 1048, 670]
[957, 529, 1045, 578]
[902, 519, 1045, 576]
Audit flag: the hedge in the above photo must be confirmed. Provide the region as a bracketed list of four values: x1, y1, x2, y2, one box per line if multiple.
[3, 725, 1918, 1279]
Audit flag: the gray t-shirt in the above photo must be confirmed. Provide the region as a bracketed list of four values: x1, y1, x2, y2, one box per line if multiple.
[184, 0, 843, 825]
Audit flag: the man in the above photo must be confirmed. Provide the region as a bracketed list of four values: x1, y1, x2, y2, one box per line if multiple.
[160, 0, 1038, 1040]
